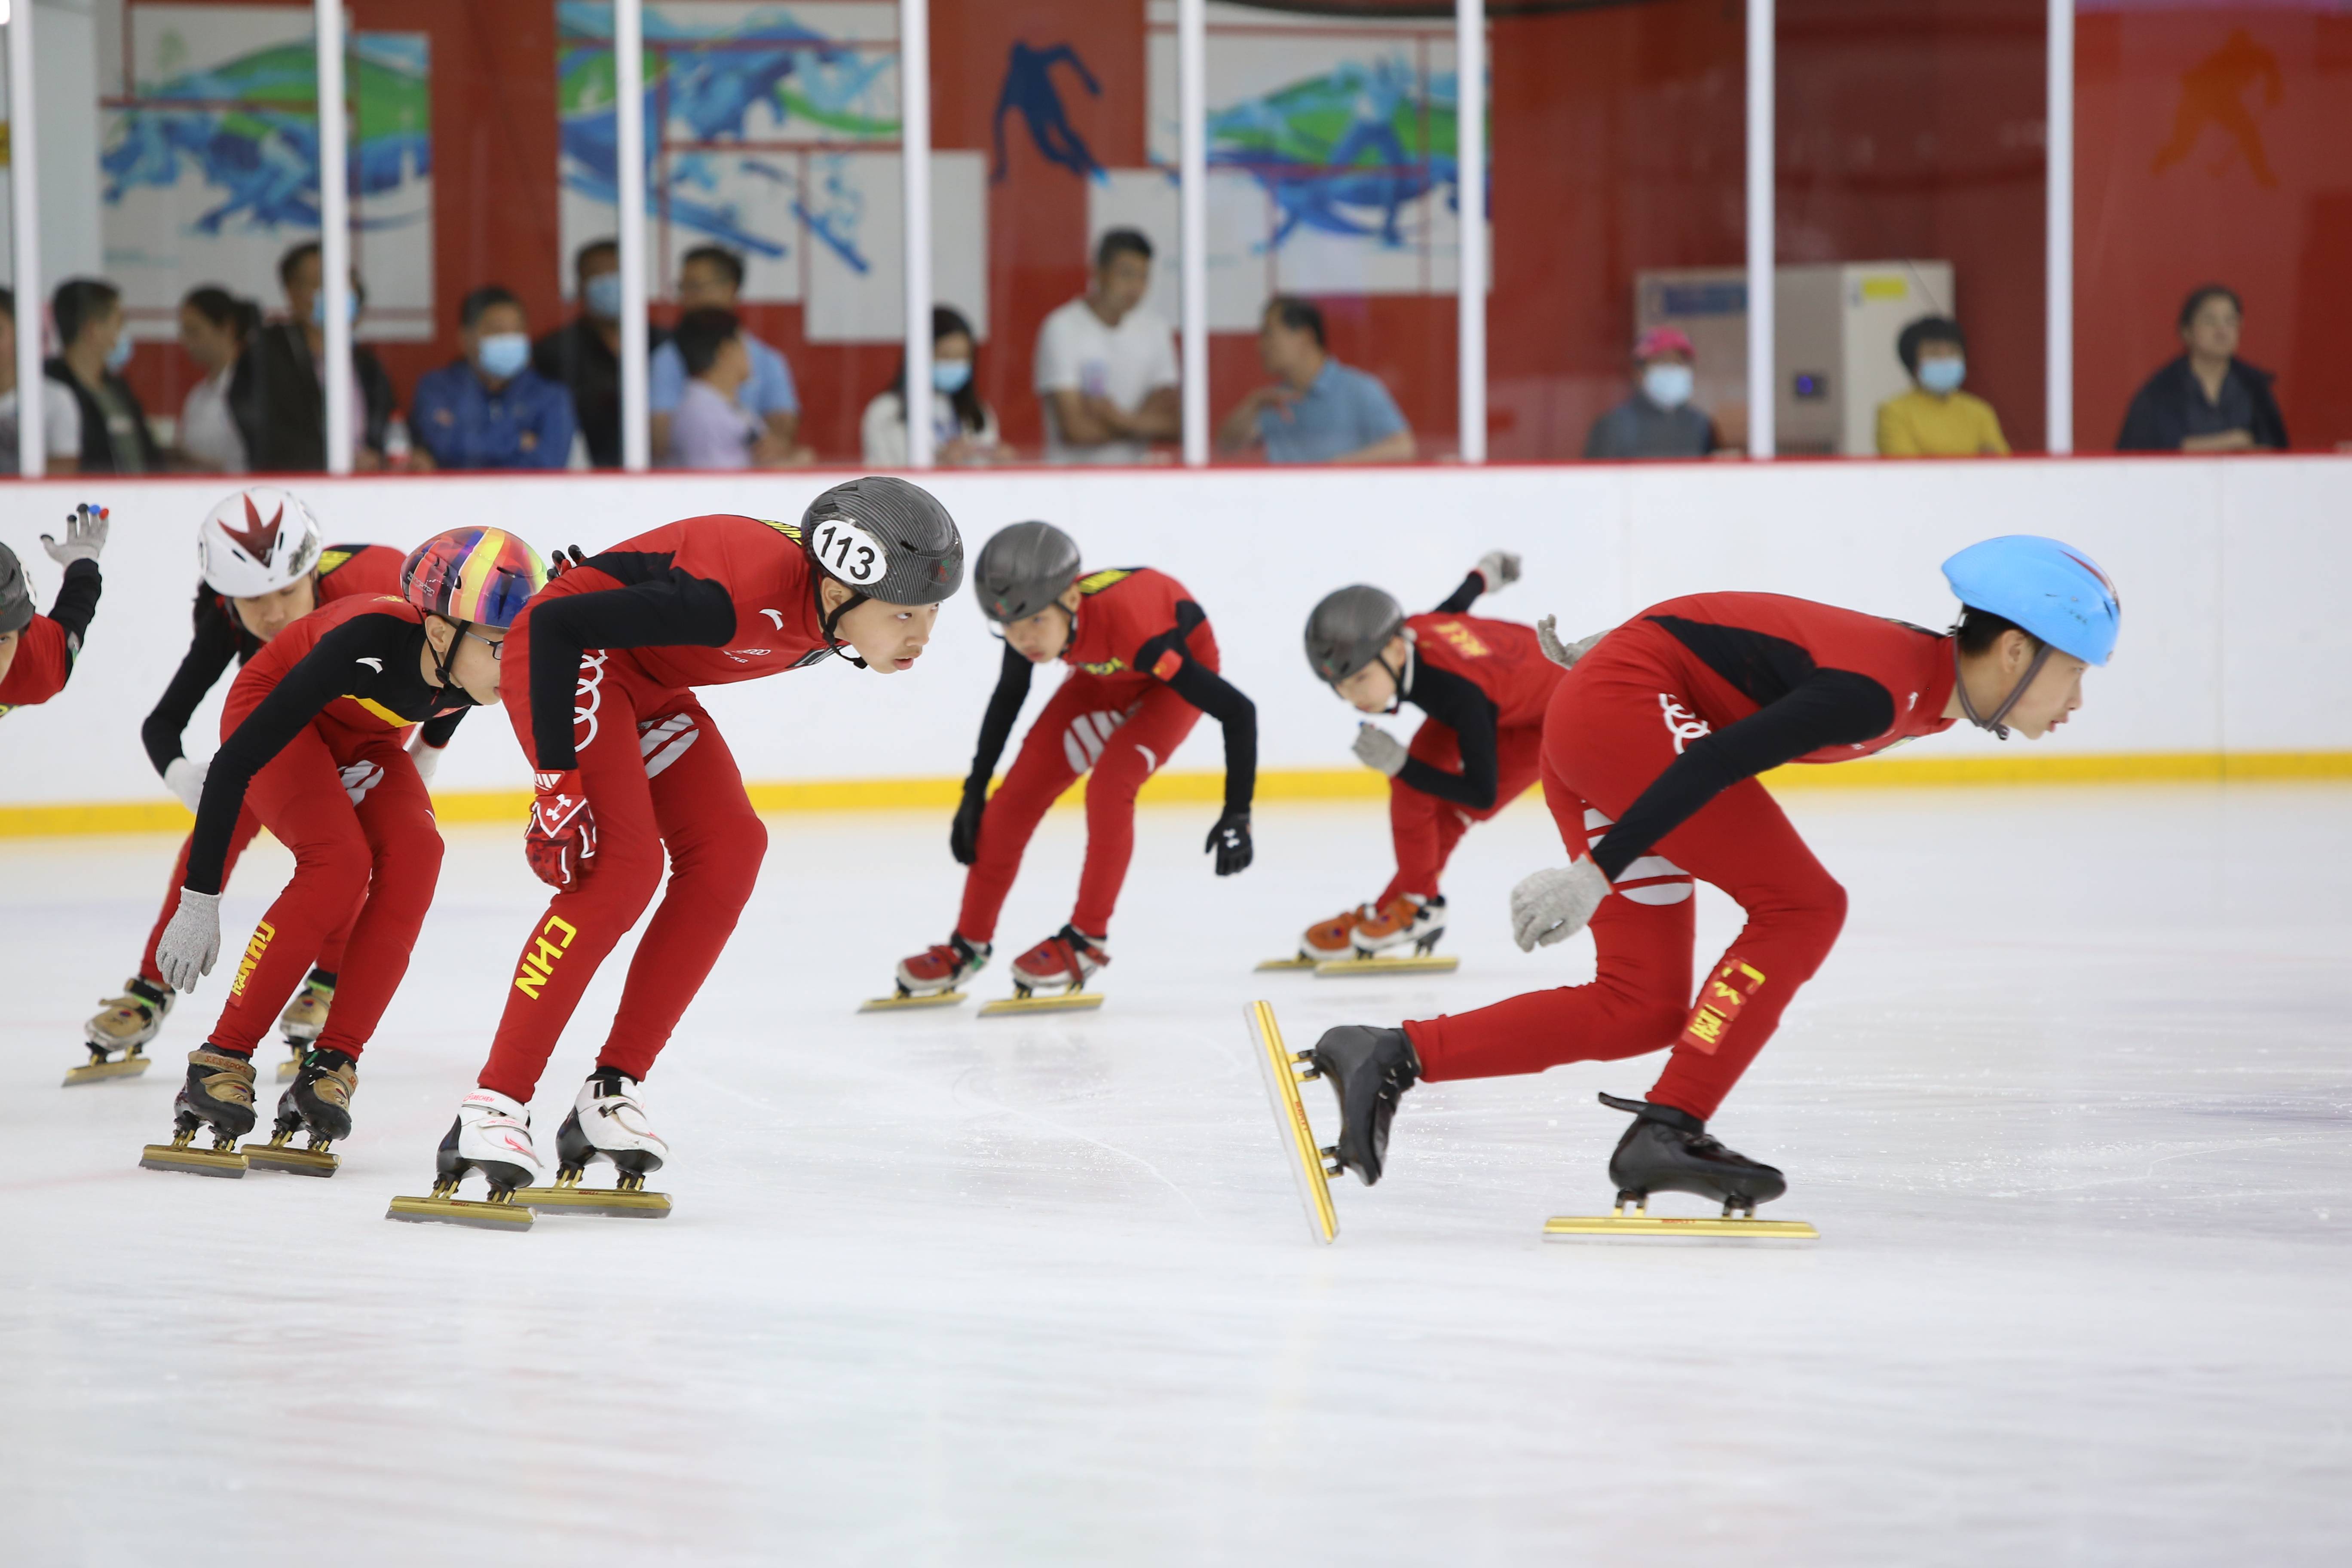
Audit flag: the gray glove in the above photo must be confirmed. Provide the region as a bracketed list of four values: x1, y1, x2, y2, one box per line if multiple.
[1352, 723, 1408, 777]
[1536, 614, 1606, 671]
[155, 888, 223, 994]
[41, 503, 109, 567]
[164, 756, 208, 815]
[1510, 859, 1611, 952]
[1476, 550, 1521, 591]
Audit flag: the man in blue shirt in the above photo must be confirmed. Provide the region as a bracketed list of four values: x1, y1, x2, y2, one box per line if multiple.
[1215, 297, 1414, 464]
[649, 244, 803, 464]
[411, 286, 577, 471]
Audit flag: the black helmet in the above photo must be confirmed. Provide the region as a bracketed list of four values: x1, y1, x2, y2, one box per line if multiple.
[1305, 585, 1406, 685]
[973, 520, 1082, 625]
[801, 476, 965, 608]
[0, 542, 31, 637]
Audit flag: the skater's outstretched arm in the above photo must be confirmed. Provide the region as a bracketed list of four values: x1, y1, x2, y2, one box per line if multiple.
[964, 641, 1034, 792]
[1430, 550, 1520, 615]
[141, 591, 241, 778]
[1137, 602, 1257, 821]
[523, 565, 735, 769]
[1388, 662, 1501, 810]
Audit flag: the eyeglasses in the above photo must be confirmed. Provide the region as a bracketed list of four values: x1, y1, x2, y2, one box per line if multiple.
[462, 628, 505, 662]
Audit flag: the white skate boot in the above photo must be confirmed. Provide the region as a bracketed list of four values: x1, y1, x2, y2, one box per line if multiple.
[531, 1070, 672, 1218]
[385, 1088, 542, 1231]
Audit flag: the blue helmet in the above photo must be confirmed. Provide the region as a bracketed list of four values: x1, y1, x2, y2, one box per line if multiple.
[1941, 536, 2120, 666]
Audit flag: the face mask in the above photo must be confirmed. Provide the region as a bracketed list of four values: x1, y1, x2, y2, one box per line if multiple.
[477, 333, 531, 380]
[309, 293, 361, 328]
[931, 358, 972, 394]
[1642, 363, 1694, 409]
[104, 336, 135, 374]
[583, 272, 623, 319]
[1918, 356, 1966, 395]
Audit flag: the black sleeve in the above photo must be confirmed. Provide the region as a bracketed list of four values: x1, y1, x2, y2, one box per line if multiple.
[2115, 377, 2171, 452]
[43, 558, 101, 649]
[1587, 670, 1895, 882]
[964, 642, 1034, 792]
[419, 710, 466, 749]
[525, 570, 736, 769]
[1430, 570, 1486, 616]
[142, 593, 240, 776]
[1136, 601, 1256, 814]
[1393, 662, 1500, 810]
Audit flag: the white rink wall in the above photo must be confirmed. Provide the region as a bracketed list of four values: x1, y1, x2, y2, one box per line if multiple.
[0, 456, 2346, 805]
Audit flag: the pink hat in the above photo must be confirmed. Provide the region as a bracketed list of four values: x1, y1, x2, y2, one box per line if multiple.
[1635, 326, 1695, 361]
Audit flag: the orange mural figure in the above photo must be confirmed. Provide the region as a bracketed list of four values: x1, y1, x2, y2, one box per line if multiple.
[2151, 28, 2284, 189]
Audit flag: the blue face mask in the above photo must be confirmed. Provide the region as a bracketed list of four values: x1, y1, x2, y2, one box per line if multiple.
[931, 358, 972, 394]
[104, 335, 135, 374]
[583, 272, 623, 320]
[1918, 356, 1966, 395]
[477, 333, 531, 381]
[1642, 362, 1694, 409]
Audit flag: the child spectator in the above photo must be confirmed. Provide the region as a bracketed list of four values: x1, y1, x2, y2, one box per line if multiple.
[649, 245, 801, 461]
[664, 309, 770, 469]
[1583, 328, 1718, 460]
[1877, 316, 2009, 457]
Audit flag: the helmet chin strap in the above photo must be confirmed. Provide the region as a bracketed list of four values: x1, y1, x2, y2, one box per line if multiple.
[1378, 636, 1416, 716]
[1953, 638, 2050, 741]
[426, 618, 482, 705]
[822, 590, 870, 668]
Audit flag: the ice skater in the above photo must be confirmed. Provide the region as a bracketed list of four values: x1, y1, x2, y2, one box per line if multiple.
[887, 521, 1257, 1009]
[0, 505, 107, 722]
[141, 527, 544, 1178]
[1303, 537, 2121, 1219]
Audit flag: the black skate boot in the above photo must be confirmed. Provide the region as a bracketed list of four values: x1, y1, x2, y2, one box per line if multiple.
[138, 1048, 259, 1177]
[1599, 1092, 1786, 1216]
[248, 1048, 357, 1178]
[1307, 1026, 1420, 1185]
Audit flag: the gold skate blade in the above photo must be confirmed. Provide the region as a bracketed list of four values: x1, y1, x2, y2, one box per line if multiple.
[385, 1193, 533, 1230]
[858, 989, 967, 1013]
[276, 1058, 300, 1083]
[1314, 956, 1459, 978]
[979, 992, 1103, 1017]
[64, 1056, 153, 1087]
[522, 1186, 673, 1218]
[1246, 1001, 1338, 1245]
[138, 1143, 248, 1178]
[1544, 1213, 1818, 1240]
[245, 1144, 340, 1178]
[1253, 957, 1320, 971]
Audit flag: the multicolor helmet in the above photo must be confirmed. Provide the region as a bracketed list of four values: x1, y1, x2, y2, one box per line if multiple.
[401, 527, 548, 630]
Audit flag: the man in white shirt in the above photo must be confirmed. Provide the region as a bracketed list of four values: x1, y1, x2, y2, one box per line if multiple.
[1032, 229, 1181, 464]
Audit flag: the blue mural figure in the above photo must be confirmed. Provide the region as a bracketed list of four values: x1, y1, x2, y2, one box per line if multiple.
[992, 42, 1105, 184]
[1207, 57, 1458, 258]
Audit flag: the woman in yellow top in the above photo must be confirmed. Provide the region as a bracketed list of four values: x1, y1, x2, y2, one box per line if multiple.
[1876, 316, 2009, 457]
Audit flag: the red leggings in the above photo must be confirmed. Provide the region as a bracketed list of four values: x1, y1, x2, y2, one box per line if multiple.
[1402, 649, 1847, 1122]
[477, 644, 765, 1104]
[956, 673, 1203, 943]
[1377, 720, 1543, 904]
[205, 725, 442, 1059]
[139, 815, 357, 989]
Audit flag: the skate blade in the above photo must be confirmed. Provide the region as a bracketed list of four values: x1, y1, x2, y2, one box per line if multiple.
[385, 1193, 533, 1230]
[1246, 1001, 1338, 1245]
[1314, 955, 1459, 978]
[979, 991, 1103, 1017]
[138, 1143, 248, 1178]
[523, 1186, 673, 1219]
[275, 1057, 301, 1083]
[64, 1056, 153, 1087]
[858, 989, 967, 1013]
[1253, 957, 1321, 972]
[1543, 1213, 1818, 1240]
[245, 1144, 340, 1178]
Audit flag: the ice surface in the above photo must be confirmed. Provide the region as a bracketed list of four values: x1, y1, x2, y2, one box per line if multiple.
[2, 786, 2348, 1565]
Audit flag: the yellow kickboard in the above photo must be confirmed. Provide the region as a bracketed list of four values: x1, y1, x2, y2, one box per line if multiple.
[979, 992, 1104, 1017]
[1246, 1001, 1338, 1245]
[64, 1056, 152, 1087]
[858, 990, 967, 1013]
[1253, 957, 1320, 972]
[1544, 1213, 1818, 1240]
[1314, 955, 1459, 978]
[245, 1143, 340, 1178]
[523, 1186, 673, 1218]
[385, 1193, 533, 1231]
[138, 1142, 247, 1178]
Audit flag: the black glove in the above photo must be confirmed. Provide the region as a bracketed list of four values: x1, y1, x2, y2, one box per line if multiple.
[1205, 808, 1253, 877]
[950, 782, 987, 867]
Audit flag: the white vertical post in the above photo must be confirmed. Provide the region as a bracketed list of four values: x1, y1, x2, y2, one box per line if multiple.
[616, 0, 650, 472]
[1455, 0, 1485, 464]
[2045, 0, 2073, 456]
[7, 2, 43, 478]
[899, 0, 931, 468]
[315, 0, 353, 476]
[1745, 0, 1773, 459]
[1178, 0, 1207, 468]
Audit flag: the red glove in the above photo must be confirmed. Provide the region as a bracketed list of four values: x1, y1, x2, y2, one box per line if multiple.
[525, 769, 596, 889]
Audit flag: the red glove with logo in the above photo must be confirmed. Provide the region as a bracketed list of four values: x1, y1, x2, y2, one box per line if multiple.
[524, 769, 596, 889]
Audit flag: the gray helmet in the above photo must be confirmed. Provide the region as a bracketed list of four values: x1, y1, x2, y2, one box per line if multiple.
[801, 475, 965, 607]
[972, 520, 1082, 625]
[1305, 585, 1407, 685]
[0, 542, 31, 637]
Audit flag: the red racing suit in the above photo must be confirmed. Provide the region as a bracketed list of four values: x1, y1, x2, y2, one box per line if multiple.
[1404, 592, 1960, 1121]
[0, 557, 101, 717]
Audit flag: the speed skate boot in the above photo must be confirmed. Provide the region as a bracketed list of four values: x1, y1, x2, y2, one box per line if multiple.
[385, 1089, 541, 1230]
[530, 1069, 672, 1218]
[1351, 894, 1446, 959]
[247, 1048, 356, 1177]
[1599, 1092, 1787, 1216]
[70, 977, 172, 1085]
[1307, 1026, 1420, 1185]
[273, 970, 335, 1081]
[1009, 925, 1108, 998]
[876, 932, 990, 1008]
[1298, 907, 1368, 963]
[138, 1048, 259, 1177]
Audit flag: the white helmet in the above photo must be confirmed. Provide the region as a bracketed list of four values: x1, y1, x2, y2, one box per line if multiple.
[198, 487, 324, 598]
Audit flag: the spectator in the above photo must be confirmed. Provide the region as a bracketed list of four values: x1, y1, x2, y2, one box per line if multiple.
[1034, 228, 1181, 464]
[1877, 316, 2009, 457]
[650, 245, 801, 462]
[1583, 327, 1718, 460]
[175, 286, 262, 473]
[2117, 285, 2287, 453]
[0, 288, 82, 475]
[42, 278, 161, 473]
[247, 241, 399, 470]
[862, 305, 1002, 466]
[410, 286, 578, 472]
[663, 309, 782, 469]
[1215, 296, 1412, 464]
[534, 238, 667, 468]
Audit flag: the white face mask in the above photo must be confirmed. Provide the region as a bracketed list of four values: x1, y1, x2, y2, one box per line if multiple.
[1642, 363, 1694, 409]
